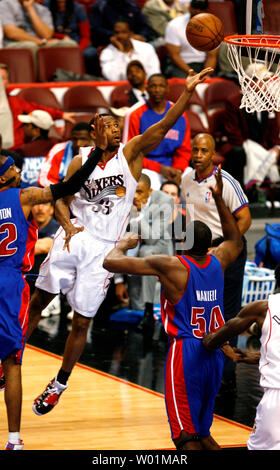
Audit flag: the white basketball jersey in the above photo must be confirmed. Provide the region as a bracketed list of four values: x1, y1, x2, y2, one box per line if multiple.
[70, 143, 138, 242]
[259, 293, 280, 389]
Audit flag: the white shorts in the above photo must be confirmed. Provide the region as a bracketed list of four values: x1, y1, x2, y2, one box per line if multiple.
[35, 226, 115, 318]
[247, 388, 280, 450]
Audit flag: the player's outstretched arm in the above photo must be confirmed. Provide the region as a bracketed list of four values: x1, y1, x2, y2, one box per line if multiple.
[124, 68, 213, 168]
[20, 115, 106, 216]
[209, 166, 243, 271]
[203, 300, 267, 351]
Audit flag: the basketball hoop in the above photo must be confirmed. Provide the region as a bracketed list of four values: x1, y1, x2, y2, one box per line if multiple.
[224, 35, 280, 113]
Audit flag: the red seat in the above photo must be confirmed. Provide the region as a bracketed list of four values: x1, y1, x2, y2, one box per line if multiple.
[37, 47, 86, 82]
[110, 83, 132, 108]
[208, 1, 238, 36]
[185, 109, 209, 138]
[63, 85, 109, 112]
[63, 113, 94, 139]
[17, 87, 62, 109]
[0, 48, 36, 83]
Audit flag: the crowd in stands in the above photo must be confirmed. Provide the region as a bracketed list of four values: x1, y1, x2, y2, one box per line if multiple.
[0, 0, 279, 425]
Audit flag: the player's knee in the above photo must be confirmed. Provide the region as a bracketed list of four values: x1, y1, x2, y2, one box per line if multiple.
[29, 288, 55, 314]
[71, 313, 91, 337]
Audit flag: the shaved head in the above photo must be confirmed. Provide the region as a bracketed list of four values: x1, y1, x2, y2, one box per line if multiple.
[193, 133, 216, 152]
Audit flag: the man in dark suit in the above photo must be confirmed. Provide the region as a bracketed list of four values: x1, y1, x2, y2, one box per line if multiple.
[126, 60, 149, 106]
[114, 173, 173, 338]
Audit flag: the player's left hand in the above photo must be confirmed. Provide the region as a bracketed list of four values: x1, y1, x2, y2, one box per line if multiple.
[208, 164, 223, 198]
[63, 224, 84, 252]
[185, 67, 213, 92]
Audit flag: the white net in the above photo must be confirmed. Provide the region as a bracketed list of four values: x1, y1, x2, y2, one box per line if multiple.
[225, 35, 280, 113]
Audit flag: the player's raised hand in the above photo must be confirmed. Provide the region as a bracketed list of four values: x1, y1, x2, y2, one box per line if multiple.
[91, 114, 108, 150]
[208, 164, 223, 198]
[185, 67, 213, 92]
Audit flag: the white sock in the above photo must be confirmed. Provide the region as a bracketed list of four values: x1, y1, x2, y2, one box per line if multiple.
[54, 377, 67, 390]
[8, 432, 20, 444]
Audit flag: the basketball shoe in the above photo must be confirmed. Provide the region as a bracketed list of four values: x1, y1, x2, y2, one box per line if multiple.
[5, 440, 24, 450]
[32, 378, 68, 416]
[0, 365, 5, 392]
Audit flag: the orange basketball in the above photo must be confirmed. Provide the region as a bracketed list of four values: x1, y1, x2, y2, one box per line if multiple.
[186, 13, 224, 52]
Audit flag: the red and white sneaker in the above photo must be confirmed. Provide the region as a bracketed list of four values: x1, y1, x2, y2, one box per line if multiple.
[5, 440, 24, 450]
[0, 364, 5, 392]
[32, 378, 67, 416]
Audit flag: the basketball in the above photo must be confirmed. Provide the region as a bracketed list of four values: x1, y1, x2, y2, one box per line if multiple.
[186, 13, 224, 52]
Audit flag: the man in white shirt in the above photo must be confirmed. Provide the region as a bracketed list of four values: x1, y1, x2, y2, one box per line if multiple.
[164, 0, 218, 77]
[100, 20, 161, 81]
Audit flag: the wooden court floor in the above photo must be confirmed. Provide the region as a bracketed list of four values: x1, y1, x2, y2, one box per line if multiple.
[0, 345, 252, 451]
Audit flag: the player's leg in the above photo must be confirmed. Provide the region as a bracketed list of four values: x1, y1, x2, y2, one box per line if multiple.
[3, 356, 24, 450]
[60, 311, 91, 374]
[173, 430, 202, 450]
[199, 434, 221, 450]
[164, 339, 202, 450]
[26, 287, 57, 341]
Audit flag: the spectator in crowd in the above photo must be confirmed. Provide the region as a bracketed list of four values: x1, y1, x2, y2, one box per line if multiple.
[160, 180, 187, 254]
[115, 173, 173, 341]
[126, 60, 149, 106]
[43, 0, 99, 76]
[122, 73, 191, 189]
[38, 121, 94, 186]
[13, 110, 60, 157]
[27, 202, 60, 296]
[100, 20, 161, 81]
[88, 0, 151, 48]
[0, 63, 76, 151]
[142, 0, 186, 46]
[164, 0, 218, 77]
[0, 0, 78, 60]
[220, 63, 280, 192]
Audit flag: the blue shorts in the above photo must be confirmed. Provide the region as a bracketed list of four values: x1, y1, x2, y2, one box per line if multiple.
[0, 270, 30, 364]
[164, 337, 224, 440]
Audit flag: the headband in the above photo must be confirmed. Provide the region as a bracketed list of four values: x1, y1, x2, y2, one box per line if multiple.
[0, 156, 14, 177]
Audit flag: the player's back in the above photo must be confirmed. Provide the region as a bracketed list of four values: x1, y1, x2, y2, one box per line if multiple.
[161, 254, 225, 340]
[0, 188, 38, 272]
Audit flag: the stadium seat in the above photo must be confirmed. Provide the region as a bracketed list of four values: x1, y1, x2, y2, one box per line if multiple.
[0, 48, 36, 83]
[204, 79, 240, 114]
[156, 45, 169, 74]
[110, 83, 132, 108]
[63, 113, 94, 139]
[17, 87, 62, 109]
[63, 85, 109, 112]
[208, 1, 238, 36]
[185, 109, 209, 138]
[37, 47, 86, 82]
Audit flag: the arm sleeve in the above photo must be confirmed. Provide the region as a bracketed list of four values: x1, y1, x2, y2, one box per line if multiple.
[50, 147, 103, 200]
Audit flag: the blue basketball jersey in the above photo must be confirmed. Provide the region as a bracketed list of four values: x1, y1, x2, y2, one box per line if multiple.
[0, 188, 38, 272]
[161, 254, 225, 340]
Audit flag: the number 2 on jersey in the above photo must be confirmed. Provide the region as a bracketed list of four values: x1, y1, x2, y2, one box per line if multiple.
[191, 306, 224, 338]
[0, 223, 18, 257]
